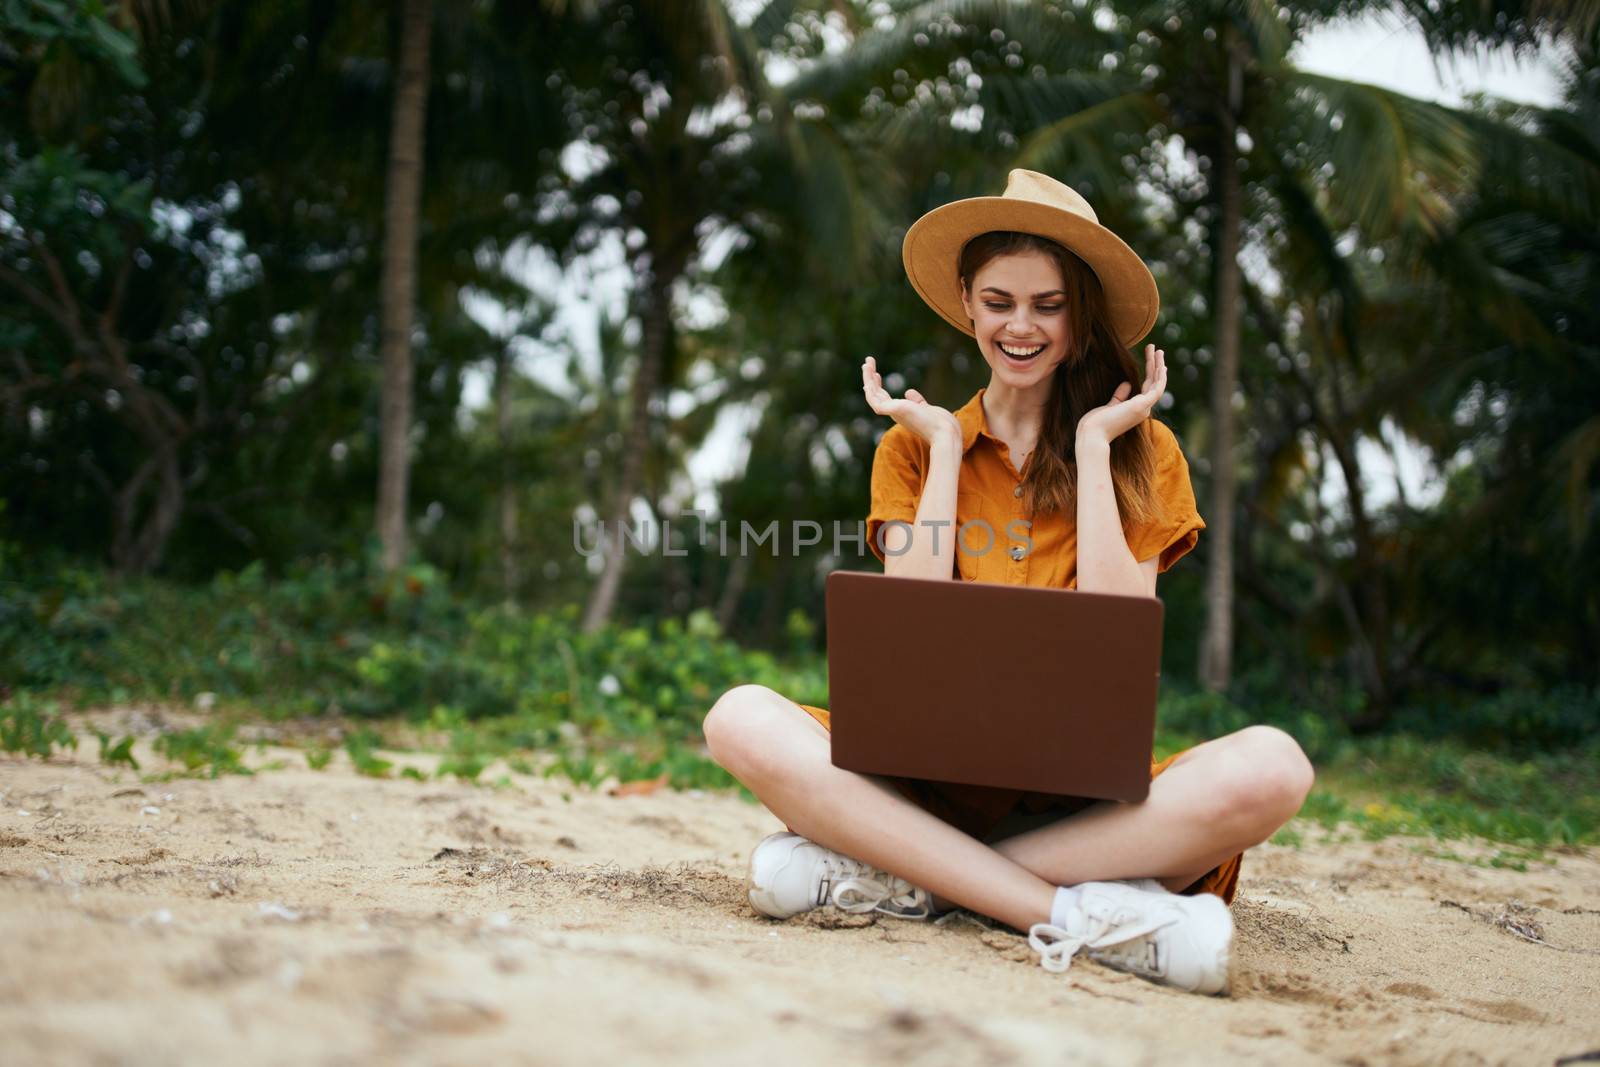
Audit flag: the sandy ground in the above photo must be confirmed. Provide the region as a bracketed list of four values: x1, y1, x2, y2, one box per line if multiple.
[3, 714, 1599, 1067]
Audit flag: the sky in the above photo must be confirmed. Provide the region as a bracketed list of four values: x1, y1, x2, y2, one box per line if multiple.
[1293, 12, 1566, 107]
[460, 11, 1570, 516]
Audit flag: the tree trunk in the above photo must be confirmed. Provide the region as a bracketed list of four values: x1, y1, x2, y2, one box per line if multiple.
[1324, 427, 1394, 727]
[376, 0, 433, 573]
[109, 442, 185, 575]
[495, 346, 519, 603]
[1199, 42, 1244, 693]
[757, 552, 792, 647]
[715, 550, 751, 634]
[581, 262, 677, 633]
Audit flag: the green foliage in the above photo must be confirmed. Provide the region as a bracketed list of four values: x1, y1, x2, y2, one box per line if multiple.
[1280, 735, 1600, 849]
[151, 723, 250, 779]
[95, 729, 138, 770]
[1, 147, 152, 256]
[1155, 667, 1356, 762]
[1, 560, 824, 755]
[431, 706, 490, 782]
[0, 693, 77, 758]
[1391, 685, 1600, 755]
[1, 0, 148, 88]
[5, 562, 1596, 851]
[343, 728, 393, 779]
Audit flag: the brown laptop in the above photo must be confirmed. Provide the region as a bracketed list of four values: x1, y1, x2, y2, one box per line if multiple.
[824, 570, 1163, 802]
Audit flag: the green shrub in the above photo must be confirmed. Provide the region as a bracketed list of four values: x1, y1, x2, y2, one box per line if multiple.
[1391, 685, 1600, 753]
[343, 728, 393, 778]
[0, 694, 77, 758]
[5, 559, 1595, 850]
[95, 730, 139, 770]
[152, 723, 250, 778]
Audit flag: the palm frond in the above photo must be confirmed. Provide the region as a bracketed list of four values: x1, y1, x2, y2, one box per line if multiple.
[1238, 0, 1291, 67]
[1456, 102, 1600, 229]
[784, 0, 1116, 108]
[1285, 70, 1480, 241]
[1009, 87, 1161, 196]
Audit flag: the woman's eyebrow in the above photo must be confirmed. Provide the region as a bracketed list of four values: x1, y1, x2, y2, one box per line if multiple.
[979, 287, 1066, 299]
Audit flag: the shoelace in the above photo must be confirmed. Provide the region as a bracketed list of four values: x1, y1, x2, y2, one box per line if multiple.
[1088, 932, 1162, 974]
[1026, 903, 1177, 975]
[814, 855, 932, 919]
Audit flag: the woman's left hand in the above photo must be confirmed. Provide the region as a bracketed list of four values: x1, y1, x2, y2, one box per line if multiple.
[1075, 344, 1167, 448]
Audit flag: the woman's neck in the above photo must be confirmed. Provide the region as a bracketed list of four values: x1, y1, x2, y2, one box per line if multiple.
[981, 376, 1050, 443]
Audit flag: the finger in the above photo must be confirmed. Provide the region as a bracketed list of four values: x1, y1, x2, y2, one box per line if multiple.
[863, 361, 884, 398]
[862, 365, 886, 411]
[906, 388, 926, 404]
[1142, 349, 1165, 394]
[1112, 381, 1133, 403]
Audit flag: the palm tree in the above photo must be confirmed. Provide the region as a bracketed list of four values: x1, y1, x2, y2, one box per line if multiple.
[376, 0, 434, 572]
[551, 0, 851, 632]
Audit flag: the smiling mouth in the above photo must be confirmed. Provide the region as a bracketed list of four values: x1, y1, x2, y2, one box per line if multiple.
[998, 341, 1045, 361]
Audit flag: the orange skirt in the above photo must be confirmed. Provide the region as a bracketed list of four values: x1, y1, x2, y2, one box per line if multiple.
[794, 702, 1241, 905]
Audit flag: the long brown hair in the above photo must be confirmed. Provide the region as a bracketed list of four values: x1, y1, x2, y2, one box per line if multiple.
[958, 230, 1162, 527]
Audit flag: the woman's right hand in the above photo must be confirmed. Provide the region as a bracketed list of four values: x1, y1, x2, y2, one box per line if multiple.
[861, 357, 961, 446]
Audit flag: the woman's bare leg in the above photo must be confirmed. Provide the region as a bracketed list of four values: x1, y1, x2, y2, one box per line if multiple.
[983, 726, 1315, 897]
[704, 685, 1056, 931]
[704, 686, 1314, 930]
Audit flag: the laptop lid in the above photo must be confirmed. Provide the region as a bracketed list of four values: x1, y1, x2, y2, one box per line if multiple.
[824, 571, 1163, 803]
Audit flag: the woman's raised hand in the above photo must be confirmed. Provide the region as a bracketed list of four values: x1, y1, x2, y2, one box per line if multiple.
[1074, 344, 1169, 448]
[862, 356, 961, 446]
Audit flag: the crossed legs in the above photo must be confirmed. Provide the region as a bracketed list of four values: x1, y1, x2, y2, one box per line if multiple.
[702, 684, 1314, 933]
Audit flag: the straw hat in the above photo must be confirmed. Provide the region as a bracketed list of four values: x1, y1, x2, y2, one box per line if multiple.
[901, 169, 1159, 349]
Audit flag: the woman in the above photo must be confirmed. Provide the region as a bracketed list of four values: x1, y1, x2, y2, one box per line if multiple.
[702, 170, 1314, 995]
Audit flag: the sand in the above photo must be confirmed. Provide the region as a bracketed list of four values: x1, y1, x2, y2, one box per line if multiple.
[3, 711, 1598, 1066]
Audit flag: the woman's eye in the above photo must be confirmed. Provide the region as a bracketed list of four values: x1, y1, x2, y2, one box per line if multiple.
[984, 302, 1010, 310]
[1038, 304, 1062, 312]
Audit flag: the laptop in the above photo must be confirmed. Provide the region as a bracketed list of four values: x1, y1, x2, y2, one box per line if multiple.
[824, 570, 1164, 802]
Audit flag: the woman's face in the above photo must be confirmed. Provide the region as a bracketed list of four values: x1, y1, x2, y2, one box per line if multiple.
[959, 251, 1071, 389]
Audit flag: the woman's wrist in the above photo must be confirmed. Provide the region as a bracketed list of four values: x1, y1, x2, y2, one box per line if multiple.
[930, 425, 964, 457]
[1074, 432, 1111, 460]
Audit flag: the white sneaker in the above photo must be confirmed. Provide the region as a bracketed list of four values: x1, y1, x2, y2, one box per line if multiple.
[1027, 879, 1233, 995]
[747, 831, 934, 920]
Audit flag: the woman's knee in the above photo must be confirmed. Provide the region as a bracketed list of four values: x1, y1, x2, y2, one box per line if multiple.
[702, 684, 767, 768]
[702, 684, 813, 781]
[1203, 726, 1316, 836]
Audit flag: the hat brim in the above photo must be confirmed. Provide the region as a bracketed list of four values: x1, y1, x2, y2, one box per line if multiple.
[901, 196, 1159, 349]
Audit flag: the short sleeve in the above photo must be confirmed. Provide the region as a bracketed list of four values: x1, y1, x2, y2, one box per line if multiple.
[1124, 420, 1205, 572]
[865, 425, 925, 567]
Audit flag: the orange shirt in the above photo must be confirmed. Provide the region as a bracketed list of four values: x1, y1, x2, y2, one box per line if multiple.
[865, 386, 1205, 585]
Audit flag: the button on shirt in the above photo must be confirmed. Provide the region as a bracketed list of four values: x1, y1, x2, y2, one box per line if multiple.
[864, 387, 1205, 588]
